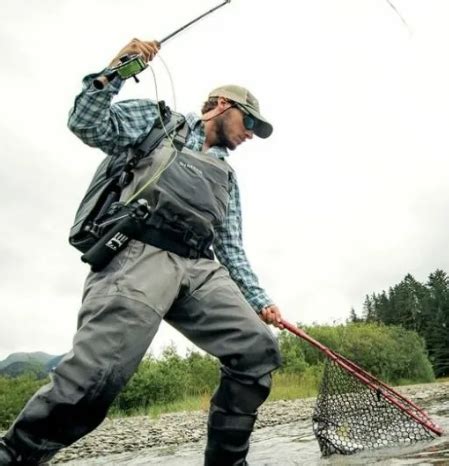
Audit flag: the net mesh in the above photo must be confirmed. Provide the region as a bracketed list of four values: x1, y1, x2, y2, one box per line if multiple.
[313, 358, 436, 456]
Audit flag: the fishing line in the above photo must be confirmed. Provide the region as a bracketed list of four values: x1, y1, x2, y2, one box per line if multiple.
[385, 0, 412, 34]
[158, 54, 177, 111]
[124, 54, 181, 205]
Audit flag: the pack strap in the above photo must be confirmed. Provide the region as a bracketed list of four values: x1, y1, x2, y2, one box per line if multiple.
[134, 109, 186, 158]
[134, 226, 213, 260]
[172, 121, 191, 150]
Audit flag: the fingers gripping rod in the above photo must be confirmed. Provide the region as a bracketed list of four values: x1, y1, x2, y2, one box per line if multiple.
[94, 0, 231, 89]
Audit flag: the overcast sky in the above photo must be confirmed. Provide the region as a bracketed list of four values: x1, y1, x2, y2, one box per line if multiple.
[1, 0, 449, 361]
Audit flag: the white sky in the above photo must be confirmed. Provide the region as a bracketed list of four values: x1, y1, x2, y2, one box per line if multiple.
[1, 0, 449, 361]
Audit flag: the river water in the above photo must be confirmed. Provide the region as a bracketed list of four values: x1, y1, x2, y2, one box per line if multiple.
[67, 399, 449, 465]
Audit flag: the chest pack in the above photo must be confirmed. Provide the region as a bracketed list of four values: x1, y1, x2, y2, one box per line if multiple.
[69, 103, 186, 254]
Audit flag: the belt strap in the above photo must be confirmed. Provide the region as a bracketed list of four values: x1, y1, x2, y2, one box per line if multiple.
[135, 227, 213, 260]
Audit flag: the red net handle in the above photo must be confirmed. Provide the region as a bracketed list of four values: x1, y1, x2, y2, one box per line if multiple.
[281, 319, 443, 436]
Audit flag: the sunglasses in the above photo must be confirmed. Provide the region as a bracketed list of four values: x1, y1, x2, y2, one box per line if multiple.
[231, 102, 257, 131]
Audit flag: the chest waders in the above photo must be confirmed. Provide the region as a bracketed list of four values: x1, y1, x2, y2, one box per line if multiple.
[8, 105, 280, 466]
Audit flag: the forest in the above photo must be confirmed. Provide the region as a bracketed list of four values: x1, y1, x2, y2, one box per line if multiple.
[352, 269, 449, 377]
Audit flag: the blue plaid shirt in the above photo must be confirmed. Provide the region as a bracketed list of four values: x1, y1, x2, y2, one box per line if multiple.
[67, 71, 272, 312]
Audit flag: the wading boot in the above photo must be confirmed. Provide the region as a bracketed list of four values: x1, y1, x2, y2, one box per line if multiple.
[0, 440, 18, 465]
[204, 404, 256, 466]
[0, 440, 45, 466]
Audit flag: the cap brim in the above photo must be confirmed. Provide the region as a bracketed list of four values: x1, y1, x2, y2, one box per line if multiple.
[243, 106, 273, 139]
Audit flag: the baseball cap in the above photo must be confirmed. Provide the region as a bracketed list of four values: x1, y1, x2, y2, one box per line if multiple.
[208, 84, 273, 138]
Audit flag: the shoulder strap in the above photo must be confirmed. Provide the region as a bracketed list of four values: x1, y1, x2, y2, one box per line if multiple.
[134, 107, 186, 158]
[172, 121, 191, 150]
[106, 104, 186, 179]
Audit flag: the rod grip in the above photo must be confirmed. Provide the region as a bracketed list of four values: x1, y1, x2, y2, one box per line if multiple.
[93, 72, 116, 90]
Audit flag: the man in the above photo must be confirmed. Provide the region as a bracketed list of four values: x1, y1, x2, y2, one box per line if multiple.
[0, 39, 283, 466]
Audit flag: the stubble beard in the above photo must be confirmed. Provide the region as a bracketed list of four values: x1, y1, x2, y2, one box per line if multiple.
[214, 114, 236, 151]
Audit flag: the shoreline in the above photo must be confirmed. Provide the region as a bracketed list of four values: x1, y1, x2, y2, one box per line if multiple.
[49, 381, 449, 463]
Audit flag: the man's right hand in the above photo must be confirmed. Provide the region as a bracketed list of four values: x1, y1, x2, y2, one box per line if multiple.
[109, 38, 160, 68]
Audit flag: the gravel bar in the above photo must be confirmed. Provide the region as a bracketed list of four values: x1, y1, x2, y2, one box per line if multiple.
[40, 381, 449, 463]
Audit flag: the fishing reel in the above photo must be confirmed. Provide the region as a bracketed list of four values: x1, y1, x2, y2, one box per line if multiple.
[93, 54, 147, 89]
[112, 54, 148, 81]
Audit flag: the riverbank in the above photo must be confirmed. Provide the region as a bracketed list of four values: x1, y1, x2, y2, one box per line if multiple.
[48, 381, 449, 464]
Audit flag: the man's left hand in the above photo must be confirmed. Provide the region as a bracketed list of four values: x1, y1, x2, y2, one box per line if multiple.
[259, 305, 284, 329]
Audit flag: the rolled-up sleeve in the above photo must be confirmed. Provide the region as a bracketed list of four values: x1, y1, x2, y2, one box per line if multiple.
[67, 71, 159, 156]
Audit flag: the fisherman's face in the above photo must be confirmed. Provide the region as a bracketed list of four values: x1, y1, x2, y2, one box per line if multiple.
[214, 101, 254, 150]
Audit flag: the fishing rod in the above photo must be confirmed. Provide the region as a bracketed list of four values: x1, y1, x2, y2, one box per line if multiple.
[94, 0, 231, 89]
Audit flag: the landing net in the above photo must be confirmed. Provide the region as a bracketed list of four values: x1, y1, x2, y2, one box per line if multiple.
[281, 320, 443, 456]
[313, 358, 438, 456]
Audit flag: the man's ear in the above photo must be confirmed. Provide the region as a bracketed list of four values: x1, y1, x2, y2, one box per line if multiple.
[217, 96, 231, 110]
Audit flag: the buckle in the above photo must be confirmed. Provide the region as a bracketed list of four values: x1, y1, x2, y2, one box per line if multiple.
[187, 248, 201, 259]
[119, 170, 133, 186]
[183, 230, 201, 249]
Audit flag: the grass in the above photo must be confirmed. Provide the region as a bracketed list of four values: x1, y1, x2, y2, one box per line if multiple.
[109, 371, 321, 420]
[269, 372, 320, 401]
[109, 393, 211, 419]
[146, 393, 211, 418]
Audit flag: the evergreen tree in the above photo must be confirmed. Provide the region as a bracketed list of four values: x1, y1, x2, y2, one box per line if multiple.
[424, 270, 449, 376]
[374, 290, 390, 323]
[352, 269, 449, 377]
[348, 307, 361, 323]
[389, 274, 427, 331]
[362, 295, 376, 321]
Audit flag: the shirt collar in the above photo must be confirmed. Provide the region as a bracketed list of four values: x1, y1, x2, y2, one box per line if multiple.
[186, 112, 229, 160]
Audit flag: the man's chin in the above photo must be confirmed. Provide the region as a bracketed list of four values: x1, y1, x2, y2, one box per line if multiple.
[226, 140, 238, 151]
